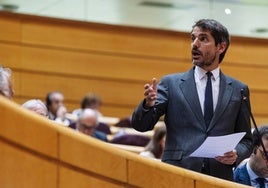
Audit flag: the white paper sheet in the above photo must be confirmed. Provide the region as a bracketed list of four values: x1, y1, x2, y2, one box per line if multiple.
[189, 132, 246, 158]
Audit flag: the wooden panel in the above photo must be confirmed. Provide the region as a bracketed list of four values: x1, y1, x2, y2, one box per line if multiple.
[21, 16, 188, 58]
[0, 97, 58, 158]
[0, 42, 266, 87]
[221, 65, 268, 90]
[100, 106, 134, 118]
[0, 13, 21, 42]
[59, 131, 127, 182]
[0, 43, 21, 67]
[253, 116, 268, 126]
[59, 167, 124, 188]
[0, 43, 189, 81]
[11, 71, 268, 116]
[13, 71, 143, 106]
[1, 12, 268, 122]
[226, 37, 268, 66]
[250, 91, 268, 116]
[21, 14, 268, 68]
[128, 158, 194, 188]
[0, 140, 57, 188]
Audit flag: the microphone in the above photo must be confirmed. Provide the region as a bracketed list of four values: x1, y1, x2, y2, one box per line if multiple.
[240, 89, 268, 160]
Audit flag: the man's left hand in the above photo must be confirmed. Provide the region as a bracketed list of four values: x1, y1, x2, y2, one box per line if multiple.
[215, 150, 237, 165]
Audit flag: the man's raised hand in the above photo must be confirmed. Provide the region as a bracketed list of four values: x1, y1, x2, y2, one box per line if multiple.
[144, 78, 157, 108]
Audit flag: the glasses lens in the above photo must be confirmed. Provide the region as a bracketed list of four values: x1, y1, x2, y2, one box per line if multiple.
[259, 148, 268, 160]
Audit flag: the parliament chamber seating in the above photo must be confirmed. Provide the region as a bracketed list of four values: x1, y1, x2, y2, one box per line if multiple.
[0, 11, 266, 187]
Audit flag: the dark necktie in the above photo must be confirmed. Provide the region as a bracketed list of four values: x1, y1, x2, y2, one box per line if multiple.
[204, 72, 213, 127]
[256, 177, 266, 188]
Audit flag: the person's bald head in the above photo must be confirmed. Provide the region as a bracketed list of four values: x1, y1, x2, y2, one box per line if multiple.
[77, 109, 98, 136]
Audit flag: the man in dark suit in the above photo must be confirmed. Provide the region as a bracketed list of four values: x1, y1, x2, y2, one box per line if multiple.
[234, 126, 268, 187]
[131, 19, 253, 181]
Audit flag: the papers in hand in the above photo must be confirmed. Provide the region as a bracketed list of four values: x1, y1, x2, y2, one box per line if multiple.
[189, 132, 246, 158]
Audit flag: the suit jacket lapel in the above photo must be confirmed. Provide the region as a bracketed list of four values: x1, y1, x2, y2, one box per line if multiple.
[208, 72, 233, 131]
[237, 164, 251, 185]
[180, 68, 204, 124]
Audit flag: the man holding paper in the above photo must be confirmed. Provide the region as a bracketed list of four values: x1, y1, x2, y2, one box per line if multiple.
[131, 19, 253, 181]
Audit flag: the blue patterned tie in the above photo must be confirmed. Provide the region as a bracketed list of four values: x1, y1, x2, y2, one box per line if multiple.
[204, 72, 213, 127]
[256, 177, 265, 188]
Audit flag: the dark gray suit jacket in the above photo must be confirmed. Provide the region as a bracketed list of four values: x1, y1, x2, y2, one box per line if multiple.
[132, 67, 253, 181]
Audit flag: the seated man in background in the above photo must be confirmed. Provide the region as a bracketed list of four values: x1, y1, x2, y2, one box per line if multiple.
[76, 108, 108, 142]
[0, 65, 14, 99]
[22, 99, 48, 117]
[71, 92, 111, 134]
[234, 126, 268, 187]
[46, 91, 71, 126]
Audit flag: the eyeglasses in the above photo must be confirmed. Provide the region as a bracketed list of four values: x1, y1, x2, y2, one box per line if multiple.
[258, 148, 268, 161]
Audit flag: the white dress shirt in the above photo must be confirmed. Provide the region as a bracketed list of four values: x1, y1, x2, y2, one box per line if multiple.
[194, 66, 220, 115]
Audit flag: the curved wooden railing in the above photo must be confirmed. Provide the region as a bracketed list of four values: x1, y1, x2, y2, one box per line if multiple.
[0, 95, 250, 188]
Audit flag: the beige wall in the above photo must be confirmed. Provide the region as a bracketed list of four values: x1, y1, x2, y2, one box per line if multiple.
[1, 12, 268, 125]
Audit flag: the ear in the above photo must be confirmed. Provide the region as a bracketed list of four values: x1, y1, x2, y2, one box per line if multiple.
[217, 42, 227, 54]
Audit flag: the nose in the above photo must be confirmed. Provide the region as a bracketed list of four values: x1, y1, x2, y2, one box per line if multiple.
[192, 38, 200, 48]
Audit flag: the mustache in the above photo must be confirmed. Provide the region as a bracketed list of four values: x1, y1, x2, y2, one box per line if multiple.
[191, 48, 202, 56]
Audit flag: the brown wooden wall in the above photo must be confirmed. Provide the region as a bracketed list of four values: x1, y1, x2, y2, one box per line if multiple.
[1, 12, 268, 125]
[0, 95, 251, 188]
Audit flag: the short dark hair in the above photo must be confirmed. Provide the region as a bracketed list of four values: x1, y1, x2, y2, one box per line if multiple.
[81, 93, 102, 109]
[192, 19, 230, 63]
[45, 91, 62, 107]
[252, 125, 268, 147]
[144, 125, 166, 158]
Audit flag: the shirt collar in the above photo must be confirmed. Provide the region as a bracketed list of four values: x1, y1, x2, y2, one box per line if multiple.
[247, 161, 259, 181]
[194, 66, 220, 80]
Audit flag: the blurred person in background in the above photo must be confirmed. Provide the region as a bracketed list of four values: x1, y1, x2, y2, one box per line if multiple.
[140, 125, 166, 160]
[46, 91, 71, 126]
[71, 93, 111, 134]
[0, 65, 14, 99]
[76, 108, 108, 142]
[22, 99, 48, 117]
[72, 92, 103, 118]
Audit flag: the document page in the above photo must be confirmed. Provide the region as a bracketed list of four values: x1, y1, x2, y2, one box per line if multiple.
[189, 132, 246, 158]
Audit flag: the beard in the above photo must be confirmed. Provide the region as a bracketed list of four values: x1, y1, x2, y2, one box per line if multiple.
[192, 52, 217, 68]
